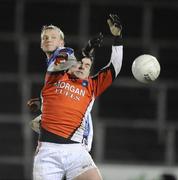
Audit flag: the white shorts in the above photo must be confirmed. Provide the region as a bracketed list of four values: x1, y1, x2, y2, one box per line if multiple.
[33, 142, 97, 180]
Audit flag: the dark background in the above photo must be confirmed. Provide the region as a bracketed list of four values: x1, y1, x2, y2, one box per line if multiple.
[0, 0, 178, 179]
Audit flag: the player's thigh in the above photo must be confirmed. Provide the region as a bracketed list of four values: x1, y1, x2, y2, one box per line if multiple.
[73, 167, 103, 180]
[65, 144, 101, 180]
[33, 143, 64, 180]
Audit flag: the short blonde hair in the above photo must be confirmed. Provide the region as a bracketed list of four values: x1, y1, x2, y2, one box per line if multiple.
[41, 25, 64, 40]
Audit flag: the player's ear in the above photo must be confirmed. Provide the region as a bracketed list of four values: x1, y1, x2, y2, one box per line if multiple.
[59, 39, 65, 47]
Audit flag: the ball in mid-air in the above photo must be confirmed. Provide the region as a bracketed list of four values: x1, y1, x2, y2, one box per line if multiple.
[132, 54, 161, 83]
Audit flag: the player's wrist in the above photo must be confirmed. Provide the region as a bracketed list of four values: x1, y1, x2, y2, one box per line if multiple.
[113, 35, 123, 46]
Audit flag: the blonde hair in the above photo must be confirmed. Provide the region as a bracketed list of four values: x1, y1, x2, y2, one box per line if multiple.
[41, 25, 64, 40]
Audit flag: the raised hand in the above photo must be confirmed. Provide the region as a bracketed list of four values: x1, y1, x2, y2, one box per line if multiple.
[83, 33, 104, 56]
[107, 14, 122, 36]
[27, 97, 41, 112]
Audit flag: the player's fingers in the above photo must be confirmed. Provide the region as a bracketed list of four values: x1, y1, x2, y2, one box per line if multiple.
[107, 19, 113, 27]
[27, 101, 37, 109]
[98, 32, 104, 40]
[27, 101, 32, 106]
[109, 14, 114, 22]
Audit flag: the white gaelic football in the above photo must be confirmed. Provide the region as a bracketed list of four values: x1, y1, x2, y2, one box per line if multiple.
[132, 54, 161, 83]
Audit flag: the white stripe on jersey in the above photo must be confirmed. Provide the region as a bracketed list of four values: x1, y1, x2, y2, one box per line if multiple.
[110, 46, 123, 77]
[70, 97, 94, 146]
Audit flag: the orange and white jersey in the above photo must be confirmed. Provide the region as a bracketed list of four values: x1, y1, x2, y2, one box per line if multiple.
[40, 45, 123, 143]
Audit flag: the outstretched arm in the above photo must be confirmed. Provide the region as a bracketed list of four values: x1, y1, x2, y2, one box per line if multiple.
[107, 14, 123, 77]
[92, 14, 124, 97]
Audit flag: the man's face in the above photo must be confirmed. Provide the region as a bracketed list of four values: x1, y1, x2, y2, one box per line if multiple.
[68, 57, 92, 79]
[41, 29, 64, 56]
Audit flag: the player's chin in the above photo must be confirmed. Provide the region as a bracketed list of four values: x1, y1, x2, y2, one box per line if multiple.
[74, 72, 86, 79]
[44, 47, 57, 53]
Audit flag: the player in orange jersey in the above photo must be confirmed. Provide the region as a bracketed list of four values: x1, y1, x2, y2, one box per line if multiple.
[28, 65, 94, 153]
[32, 14, 123, 180]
